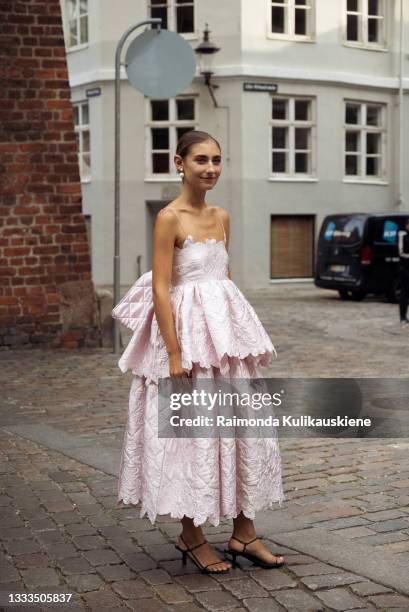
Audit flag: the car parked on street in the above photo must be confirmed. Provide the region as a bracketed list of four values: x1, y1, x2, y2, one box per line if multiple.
[315, 212, 409, 302]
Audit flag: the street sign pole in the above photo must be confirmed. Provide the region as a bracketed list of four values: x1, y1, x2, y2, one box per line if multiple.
[113, 19, 161, 354]
[113, 22, 196, 354]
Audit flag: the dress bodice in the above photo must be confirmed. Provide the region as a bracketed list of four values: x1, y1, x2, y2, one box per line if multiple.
[112, 222, 276, 384]
[171, 235, 229, 287]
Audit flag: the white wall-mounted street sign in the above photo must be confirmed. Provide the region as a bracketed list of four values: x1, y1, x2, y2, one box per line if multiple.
[243, 82, 278, 92]
[86, 87, 101, 98]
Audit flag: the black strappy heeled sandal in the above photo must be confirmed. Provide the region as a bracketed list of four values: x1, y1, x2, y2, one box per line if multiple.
[224, 535, 284, 569]
[175, 534, 231, 574]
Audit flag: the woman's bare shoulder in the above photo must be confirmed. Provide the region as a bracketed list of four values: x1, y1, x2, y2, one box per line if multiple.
[155, 205, 179, 232]
[211, 205, 230, 223]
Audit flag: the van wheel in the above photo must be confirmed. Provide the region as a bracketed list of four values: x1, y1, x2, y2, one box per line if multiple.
[387, 278, 400, 303]
[350, 290, 366, 301]
[338, 290, 350, 300]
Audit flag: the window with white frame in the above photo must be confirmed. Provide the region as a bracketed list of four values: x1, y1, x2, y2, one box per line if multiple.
[344, 101, 386, 180]
[270, 0, 314, 38]
[65, 0, 88, 48]
[147, 97, 197, 176]
[148, 0, 195, 34]
[346, 0, 386, 47]
[270, 96, 315, 177]
[74, 101, 91, 181]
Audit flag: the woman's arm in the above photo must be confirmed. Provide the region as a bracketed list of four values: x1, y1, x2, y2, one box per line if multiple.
[218, 207, 231, 280]
[152, 209, 187, 377]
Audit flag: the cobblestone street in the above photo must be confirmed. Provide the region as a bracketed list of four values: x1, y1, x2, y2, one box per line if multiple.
[1, 283, 409, 611]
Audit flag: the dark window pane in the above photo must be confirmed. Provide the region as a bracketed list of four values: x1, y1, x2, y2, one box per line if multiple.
[83, 153, 91, 176]
[295, 152, 308, 173]
[177, 126, 194, 141]
[272, 98, 287, 120]
[152, 153, 169, 173]
[366, 105, 380, 126]
[271, 6, 285, 33]
[295, 0, 307, 4]
[345, 155, 358, 175]
[176, 99, 194, 120]
[151, 5, 167, 29]
[366, 157, 378, 175]
[273, 127, 287, 149]
[151, 128, 169, 149]
[81, 103, 89, 125]
[80, 15, 88, 44]
[295, 100, 309, 121]
[151, 100, 169, 121]
[347, 14, 358, 40]
[366, 133, 379, 154]
[345, 104, 360, 124]
[346, 131, 359, 152]
[69, 20, 78, 46]
[272, 152, 286, 172]
[368, 18, 379, 42]
[368, 0, 379, 15]
[82, 131, 90, 152]
[295, 128, 309, 149]
[67, 0, 78, 19]
[295, 8, 306, 35]
[347, 0, 358, 10]
[176, 6, 194, 32]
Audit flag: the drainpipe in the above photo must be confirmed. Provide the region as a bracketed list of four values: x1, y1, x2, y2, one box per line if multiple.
[397, 0, 405, 208]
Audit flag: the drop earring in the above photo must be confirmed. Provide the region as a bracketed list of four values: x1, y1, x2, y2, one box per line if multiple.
[179, 169, 184, 180]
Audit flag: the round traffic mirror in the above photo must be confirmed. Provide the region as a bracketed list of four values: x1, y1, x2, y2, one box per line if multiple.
[125, 28, 197, 98]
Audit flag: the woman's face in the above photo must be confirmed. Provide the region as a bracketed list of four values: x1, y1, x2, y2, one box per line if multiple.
[176, 140, 222, 189]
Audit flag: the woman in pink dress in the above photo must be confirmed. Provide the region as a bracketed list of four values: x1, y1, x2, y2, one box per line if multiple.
[112, 130, 284, 574]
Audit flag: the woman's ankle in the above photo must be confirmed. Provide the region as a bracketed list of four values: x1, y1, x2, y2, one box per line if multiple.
[232, 529, 257, 541]
[180, 525, 204, 544]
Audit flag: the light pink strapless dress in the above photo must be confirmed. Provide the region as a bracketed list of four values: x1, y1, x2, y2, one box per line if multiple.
[112, 234, 284, 526]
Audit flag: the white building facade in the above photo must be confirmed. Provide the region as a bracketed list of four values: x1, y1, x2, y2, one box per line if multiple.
[61, 0, 409, 289]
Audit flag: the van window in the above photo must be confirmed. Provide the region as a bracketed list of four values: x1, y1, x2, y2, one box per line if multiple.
[368, 218, 400, 244]
[321, 216, 365, 245]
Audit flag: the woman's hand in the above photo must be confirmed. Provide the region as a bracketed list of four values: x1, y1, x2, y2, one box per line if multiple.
[168, 350, 191, 378]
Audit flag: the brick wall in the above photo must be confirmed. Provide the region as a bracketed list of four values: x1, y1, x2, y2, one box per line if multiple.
[0, 0, 96, 348]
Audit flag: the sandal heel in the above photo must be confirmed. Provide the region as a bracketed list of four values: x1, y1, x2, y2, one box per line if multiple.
[224, 548, 238, 568]
[227, 535, 285, 570]
[177, 536, 231, 575]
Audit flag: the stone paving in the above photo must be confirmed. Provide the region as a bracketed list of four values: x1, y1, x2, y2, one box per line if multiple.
[1, 282, 409, 611]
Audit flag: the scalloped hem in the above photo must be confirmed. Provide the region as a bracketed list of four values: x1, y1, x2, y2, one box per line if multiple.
[116, 494, 285, 528]
[126, 348, 277, 385]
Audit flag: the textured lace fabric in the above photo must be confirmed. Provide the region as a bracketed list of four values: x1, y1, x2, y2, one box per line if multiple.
[112, 237, 284, 526]
[172, 234, 229, 285]
[112, 238, 276, 384]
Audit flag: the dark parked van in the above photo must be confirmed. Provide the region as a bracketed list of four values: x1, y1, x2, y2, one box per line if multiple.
[315, 213, 409, 301]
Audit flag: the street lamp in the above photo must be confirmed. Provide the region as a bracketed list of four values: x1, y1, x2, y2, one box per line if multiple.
[195, 23, 220, 107]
